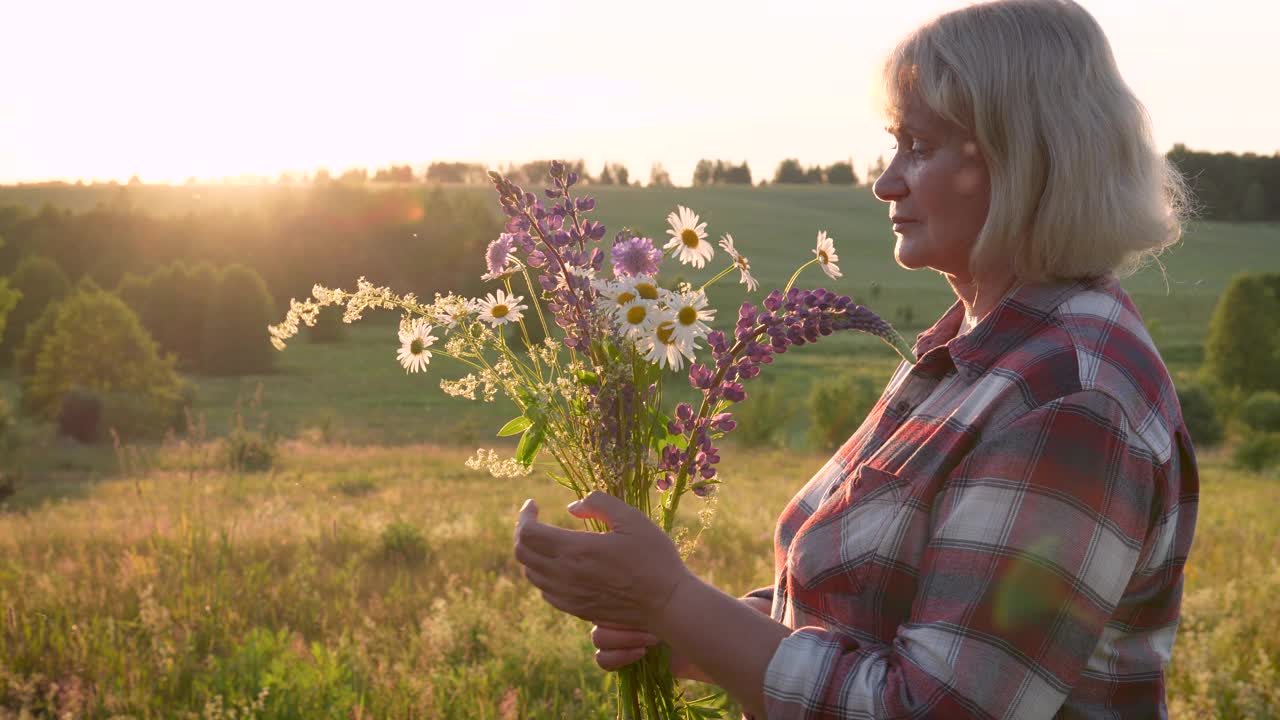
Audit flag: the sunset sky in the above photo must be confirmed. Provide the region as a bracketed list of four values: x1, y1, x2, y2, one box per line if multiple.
[3, 0, 1276, 187]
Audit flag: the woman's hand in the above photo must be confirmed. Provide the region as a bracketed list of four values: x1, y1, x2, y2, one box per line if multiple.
[590, 596, 773, 681]
[513, 491, 694, 631]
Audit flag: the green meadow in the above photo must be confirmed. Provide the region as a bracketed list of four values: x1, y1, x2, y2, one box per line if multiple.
[2, 184, 1280, 717]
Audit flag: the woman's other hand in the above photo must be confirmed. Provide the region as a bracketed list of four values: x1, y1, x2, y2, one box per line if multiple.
[513, 491, 692, 631]
[589, 596, 774, 682]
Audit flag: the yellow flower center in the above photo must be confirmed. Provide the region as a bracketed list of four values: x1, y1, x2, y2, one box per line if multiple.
[681, 229, 700, 249]
[492, 304, 509, 318]
[616, 291, 637, 306]
[737, 256, 749, 270]
[635, 283, 659, 300]
[677, 306, 698, 326]
[818, 250, 829, 264]
[656, 321, 676, 344]
[626, 305, 647, 324]
[410, 338, 426, 354]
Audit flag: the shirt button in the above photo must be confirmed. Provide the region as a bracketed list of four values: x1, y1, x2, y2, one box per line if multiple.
[894, 400, 911, 414]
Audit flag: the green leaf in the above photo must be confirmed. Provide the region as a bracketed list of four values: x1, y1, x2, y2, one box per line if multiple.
[497, 416, 533, 437]
[516, 421, 546, 467]
[573, 369, 599, 386]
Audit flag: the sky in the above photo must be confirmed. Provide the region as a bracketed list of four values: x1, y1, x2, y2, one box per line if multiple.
[2, 0, 1276, 187]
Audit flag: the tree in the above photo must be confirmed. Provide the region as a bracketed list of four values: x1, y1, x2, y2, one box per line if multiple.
[804, 165, 825, 184]
[612, 163, 630, 187]
[825, 161, 859, 185]
[201, 264, 277, 375]
[1203, 273, 1280, 394]
[649, 163, 673, 188]
[773, 158, 806, 184]
[866, 155, 887, 184]
[21, 286, 183, 440]
[692, 159, 715, 187]
[372, 164, 414, 183]
[425, 162, 488, 184]
[1241, 181, 1267, 221]
[2, 255, 70, 363]
[598, 164, 615, 185]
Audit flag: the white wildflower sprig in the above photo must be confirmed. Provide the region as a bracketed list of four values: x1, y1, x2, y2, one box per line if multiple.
[465, 448, 534, 478]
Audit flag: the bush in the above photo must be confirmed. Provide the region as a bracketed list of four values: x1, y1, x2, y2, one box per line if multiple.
[1240, 391, 1280, 434]
[22, 287, 184, 441]
[1177, 382, 1224, 447]
[223, 428, 277, 473]
[380, 521, 429, 564]
[1233, 433, 1280, 472]
[808, 373, 880, 452]
[57, 388, 102, 443]
[1203, 273, 1280, 394]
[729, 380, 796, 448]
[201, 264, 277, 375]
[305, 305, 348, 344]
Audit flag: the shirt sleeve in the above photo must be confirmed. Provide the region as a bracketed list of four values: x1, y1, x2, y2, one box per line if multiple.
[762, 389, 1157, 719]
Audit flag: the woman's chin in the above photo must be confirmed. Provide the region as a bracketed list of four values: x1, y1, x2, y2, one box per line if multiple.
[893, 242, 929, 271]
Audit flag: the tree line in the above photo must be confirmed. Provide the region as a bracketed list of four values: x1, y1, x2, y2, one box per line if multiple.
[1166, 145, 1280, 221]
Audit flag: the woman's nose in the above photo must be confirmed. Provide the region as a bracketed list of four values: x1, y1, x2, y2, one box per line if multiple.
[873, 164, 907, 203]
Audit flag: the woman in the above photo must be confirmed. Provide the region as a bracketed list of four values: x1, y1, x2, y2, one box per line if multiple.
[514, 0, 1199, 717]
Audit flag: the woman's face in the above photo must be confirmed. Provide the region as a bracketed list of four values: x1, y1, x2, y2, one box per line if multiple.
[872, 99, 991, 283]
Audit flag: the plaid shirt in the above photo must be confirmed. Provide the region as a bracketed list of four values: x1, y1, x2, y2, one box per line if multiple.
[745, 277, 1199, 719]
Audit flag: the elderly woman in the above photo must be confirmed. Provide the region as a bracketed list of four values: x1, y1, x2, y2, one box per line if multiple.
[514, 0, 1199, 717]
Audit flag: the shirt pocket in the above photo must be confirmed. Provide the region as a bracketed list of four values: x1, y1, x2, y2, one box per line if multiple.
[787, 464, 907, 597]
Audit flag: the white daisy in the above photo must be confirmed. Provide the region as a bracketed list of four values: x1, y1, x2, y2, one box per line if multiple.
[814, 230, 842, 280]
[663, 205, 714, 269]
[615, 298, 657, 338]
[396, 319, 436, 374]
[718, 234, 758, 291]
[598, 275, 668, 319]
[475, 289, 528, 326]
[668, 289, 716, 345]
[639, 315, 696, 371]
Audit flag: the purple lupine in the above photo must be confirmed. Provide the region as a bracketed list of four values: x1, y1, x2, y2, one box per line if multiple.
[662, 288, 904, 499]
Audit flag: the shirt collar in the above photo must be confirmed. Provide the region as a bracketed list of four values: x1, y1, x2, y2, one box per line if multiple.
[911, 276, 1109, 379]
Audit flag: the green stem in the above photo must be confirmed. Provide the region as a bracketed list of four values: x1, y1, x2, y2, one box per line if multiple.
[697, 264, 736, 293]
[782, 258, 817, 296]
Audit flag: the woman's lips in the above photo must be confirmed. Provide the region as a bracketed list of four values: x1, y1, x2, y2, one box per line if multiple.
[892, 220, 917, 232]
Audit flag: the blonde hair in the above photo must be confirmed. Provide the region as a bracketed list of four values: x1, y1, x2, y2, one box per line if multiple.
[882, 0, 1189, 282]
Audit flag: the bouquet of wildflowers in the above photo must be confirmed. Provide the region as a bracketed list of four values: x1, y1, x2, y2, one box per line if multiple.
[268, 161, 913, 718]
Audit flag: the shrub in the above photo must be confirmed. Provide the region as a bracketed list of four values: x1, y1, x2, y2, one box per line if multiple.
[57, 388, 102, 443]
[1240, 391, 1280, 434]
[808, 373, 880, 451]
[305, 305, 348, 344]
[1177, 382, 1224, 448]
[729, 380, 796, 448]
[380, 521, 429, 564]
[223, 428, 277, 473]
[1203, 273, 1280, 394]
[1233, 433, 1280, 473]
[201, 264, 276, 375]
[23, 287, 184, 441]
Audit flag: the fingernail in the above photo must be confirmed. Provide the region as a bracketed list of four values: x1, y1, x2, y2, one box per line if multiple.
[567, 500, 582, 511]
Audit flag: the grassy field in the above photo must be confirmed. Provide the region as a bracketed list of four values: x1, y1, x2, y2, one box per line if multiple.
[3, 184, 1280, 716]
[0, 441, 1277, 718]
